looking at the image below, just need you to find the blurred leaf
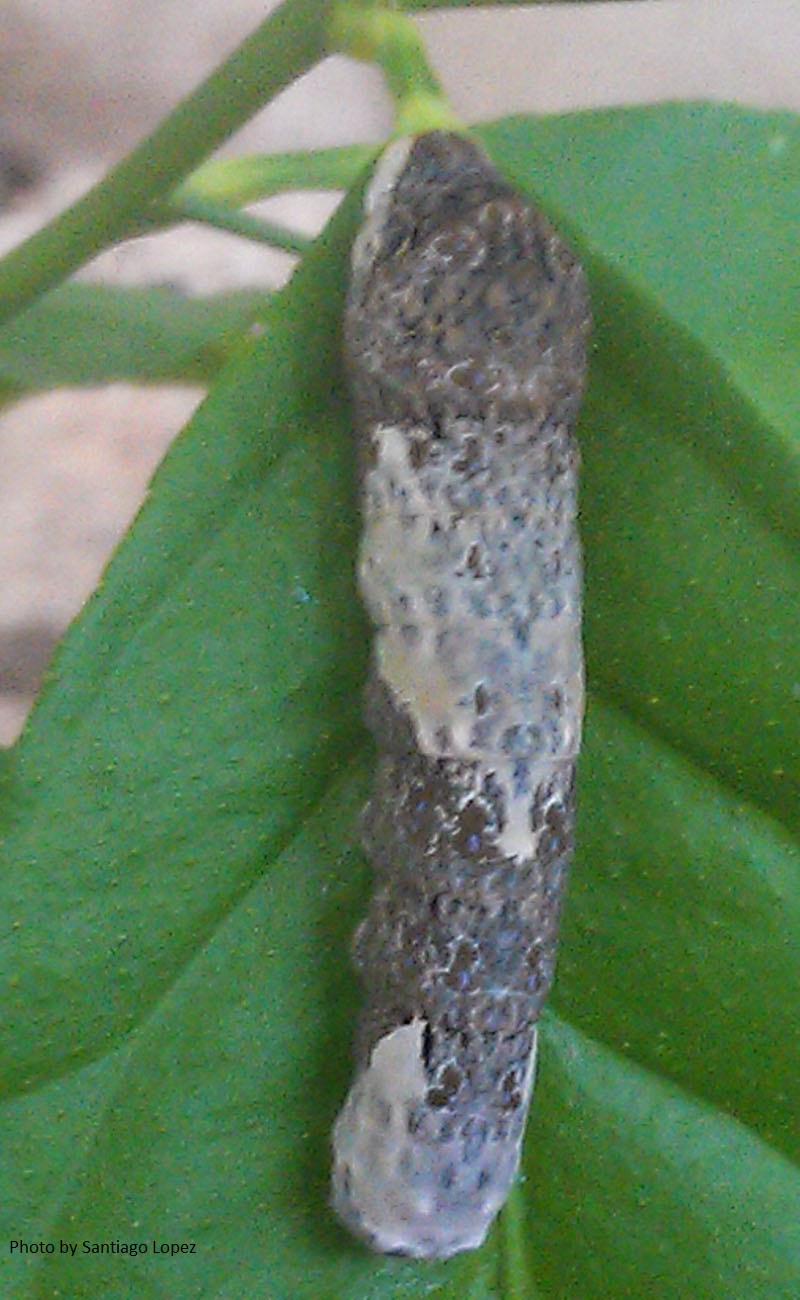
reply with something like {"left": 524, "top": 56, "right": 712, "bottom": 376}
{"left": 0, "top": 103, "right": 798, "bottom": 1297}
{"left": 0, "top": 284, "right": 268, "bottom": 392}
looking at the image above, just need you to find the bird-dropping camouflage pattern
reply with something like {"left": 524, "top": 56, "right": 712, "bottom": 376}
{"left": 331, "top": 131, "right": 590, "bottom": 1260}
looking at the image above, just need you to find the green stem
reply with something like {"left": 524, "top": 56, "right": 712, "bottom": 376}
{"left": 0, "top": 0, "right": 330, "bottom": 328}
{"left": 146, "top": 195, "right": 312, "bottom": 257}
{"left": 175, "top": 143, "right": 376, "bottom": 209}
{"left": 330, "top": 3, "right": 462, "bottom": 135}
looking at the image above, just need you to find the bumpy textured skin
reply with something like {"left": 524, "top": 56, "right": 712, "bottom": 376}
{"left": 331, "top": 132, "right": 590, "bottom": 1260}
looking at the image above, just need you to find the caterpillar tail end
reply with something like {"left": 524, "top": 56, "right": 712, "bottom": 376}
{"left": 330, "top": 1019, "right": 537, "bottom": 1260}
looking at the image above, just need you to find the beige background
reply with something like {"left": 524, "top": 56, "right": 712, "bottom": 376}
{"left": 0, "top": 0, "right": 797, "bottom": 741}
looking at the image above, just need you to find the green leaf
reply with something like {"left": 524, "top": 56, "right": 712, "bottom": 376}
{"left": 558, "top": 697, "right": 800, "bottom": 1160}
{"left": 483, "top": 105, "right": 800, "bottom": 828}
{"left": 0, "top": 190, "right": 363, "bottom": 1101}
{"left": 520, "top": 1015, "right": 800, "bottom": 1300}
{"left": 1, "top": 102, "right": 799, "bottom": 1297}
{"left": 486, "top": 105, "right": 800, "bottom": 536}
{"left": 0, "top": 284, "right": 268, "bottom": 392}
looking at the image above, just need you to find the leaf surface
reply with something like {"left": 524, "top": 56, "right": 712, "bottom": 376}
{"left": 0, "top": 284, "right": 268, "bottom": 392}
{"left": 1, "top": 103, "right": 798, "bottom": 1298}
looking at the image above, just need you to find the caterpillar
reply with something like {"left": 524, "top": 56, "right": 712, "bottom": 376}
{"left": 331, "top": 131, "right": 590, "bottom": 1260}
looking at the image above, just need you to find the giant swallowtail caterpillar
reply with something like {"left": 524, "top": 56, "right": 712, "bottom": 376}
{"left": 331, "top": 131, "right": 590, "bottom": 1260}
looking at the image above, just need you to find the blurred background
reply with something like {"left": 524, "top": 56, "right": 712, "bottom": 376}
{"left": 0, "top": 0, "right": 797, "bottom": 743}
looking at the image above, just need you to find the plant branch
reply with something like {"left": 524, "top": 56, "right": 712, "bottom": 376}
{"left": 144, "top": 195, "right": 312, "bottom": 257}
{"left": 0, "top": 0, "right": 330, "bottom": 328}
{"left": 330, "top": 3, "right": 461, "bottom": 134}
{"left": 175, "top": 144, "right": 376, "bottom": 209}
